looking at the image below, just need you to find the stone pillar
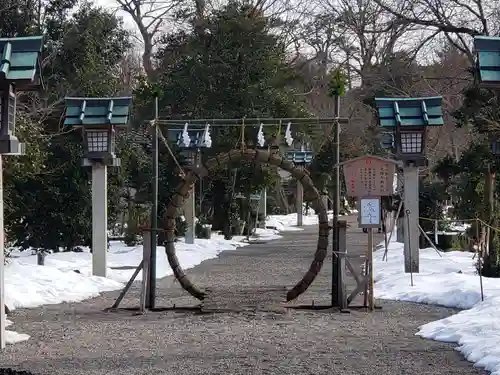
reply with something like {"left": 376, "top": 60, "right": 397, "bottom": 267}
{"left": 92, "top": 163, "right": 108, "bottom": 277}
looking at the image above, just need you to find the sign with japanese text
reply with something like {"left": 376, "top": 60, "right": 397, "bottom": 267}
{"left": 342, "top": 156, "right": 396, "bottom": 197}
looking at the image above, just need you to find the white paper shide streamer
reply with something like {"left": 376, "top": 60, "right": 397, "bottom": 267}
{"left": 181, "top": 123, "right": 191, "bottom": 148}
{"left": 202, "top": 124, "right": 212, "bottom": 148}
{"left": 285, "top": 122, "right": 293, "bottom": 147}
{"left": 257, "top": 123, "right": 265, "bottom": 147}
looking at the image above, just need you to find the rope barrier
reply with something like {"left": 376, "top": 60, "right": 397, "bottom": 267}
{"left": 476, "top": 218, "right": 500, "bottom": 233}
{"left": 417, "top": 216, "right": 500, "bottom": 233}
{"left": 418, "top": 217, "right": 477, "bottom": 222}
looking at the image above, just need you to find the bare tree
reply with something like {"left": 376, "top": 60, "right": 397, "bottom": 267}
{"left": 414, "top": 48, "right": 473, "bottom": 162}
{"left": 315, "top": 0, "right": 414, "bottom": 85}
{"left": 372, "top": 0, "right": 494, "bottom": 62}
{"left": 114, "top": 0, "right": 308, "bottom": 77}
{"left": 117, "top": 51, "right": 143, "bottom": 95}
{"left": 114, "top": 0, "right": 188, "bottom": 78}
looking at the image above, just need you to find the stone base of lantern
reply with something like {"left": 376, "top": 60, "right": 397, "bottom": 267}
{"left": 0, "top": 136, "right": 24, "bottom": 155}
{"left": 401, "top": 158, "right": 428, "bottom": 168}
{"left": 82, "top": 157, "right": 121, "bottom": 167}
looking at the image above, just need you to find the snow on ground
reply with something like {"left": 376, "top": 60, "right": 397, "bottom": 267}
{"left": 251, "top": 228, "right": 283, "bottom": 241}
{"left": 265, "top": 211, "right": 317, "bottom": 231}
{"left": 376, "top": 235, "right": 500, "bottom": 374}
{"left": 3, "top": 212, "right": 324, "bottom": 344}
{"left": 4, "top": 318, "right": 29, "bottom": 344}
{"left": 265, "top": 205, "right": 356, "bottom": 232}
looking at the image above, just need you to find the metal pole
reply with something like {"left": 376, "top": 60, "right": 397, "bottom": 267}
{"left": 0, "top": 156, "right": 5, "bottom": 349}
{"left": 406, "top": 209, "right": 414, "bottom": 286}
{"left": 403, "top": 167, "right": 419, "bottom": 273}
{"left": 147, "top": 96, "right": 159, "bottom": 309}
{"left": 331, "top": 94, "right": 341, "bottom": 306}
{"left": 92, "top": 163, "right": 108, "bottom": 277}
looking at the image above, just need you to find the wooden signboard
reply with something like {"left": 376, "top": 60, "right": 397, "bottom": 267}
{"left": 341, "top": 156, "right": 397, "bottom": 197}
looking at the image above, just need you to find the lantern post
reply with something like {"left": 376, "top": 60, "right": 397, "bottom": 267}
{"left": 375, "top": 97, "right": 444, "bottom": 273}
{"left": 255, "top": 124, "right": 269, "bottom": 227}
{"left": 285, "top": 139, "right": 313, "bottom": 226}
{"left": 64, "top": 97, "right": 132, "bottom": 277}
{"left": 473, "top": 36, "right": 500, "bottom": 88}
{"left": 172, "top": 123, "right": 212, "bottom": 244}
{"left": 252, "top": 123, "right": 294, "bottom": 227}
{"left": 473, "top": 36, "right": 500, "bottom": 258}
{"left": 0, "top": 35, "right": 44, "bottom": 349}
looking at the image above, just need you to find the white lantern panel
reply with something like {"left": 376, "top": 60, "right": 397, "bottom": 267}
{"left": 8, "top": 89, "right": 15, "bottom": 135}
{"left": 87, "top": 129, "right": 109, "bottom": 152}
{"left": 400, "top": 131, "right": 422, "bottom": 154}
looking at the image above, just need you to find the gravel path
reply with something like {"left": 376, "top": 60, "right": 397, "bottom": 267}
{"left": 0, "top": 216, "right": 488, "bottom": 375}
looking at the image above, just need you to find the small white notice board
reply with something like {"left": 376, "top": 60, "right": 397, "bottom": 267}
{"left": 358, "top": 197, "right": 381, "bottom": 228}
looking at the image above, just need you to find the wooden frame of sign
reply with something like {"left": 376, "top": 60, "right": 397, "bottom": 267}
{"left": 334, "top": 155, "right": 400, "bottom": 311}
{"left": 357, "top": 197, "right": 381, "bottom": 229}
{"left": 338, "top": 155, "right": 399, "bottom": 198}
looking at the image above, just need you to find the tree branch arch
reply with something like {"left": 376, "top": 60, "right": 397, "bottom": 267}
{"left": 164, "top": 148, "right": 330, "bottom": 302}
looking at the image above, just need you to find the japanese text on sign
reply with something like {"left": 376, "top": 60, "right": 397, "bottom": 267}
{"left": 343, "top": 157, "right": 395, "bottom": 197}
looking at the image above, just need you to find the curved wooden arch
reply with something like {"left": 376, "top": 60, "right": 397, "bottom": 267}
{"left": 164, "top": 148, "right": 329, "bottom": 302}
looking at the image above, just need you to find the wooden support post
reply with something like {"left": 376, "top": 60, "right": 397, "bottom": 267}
{"left": 331, "top": 103, "right": 341, "bottom": 306}
{"left": 140, "top": 231, "right": 152, "bottom": 312}
{"left": 258, "top": 189, "right": 267, "bottom": 228}
{"left": 110, "top": 260, "right": 143, "bottom": 310}
{"left": 396, "top": 169, "right": 404, "bottom": 243}
{"left": 434, "top": 219, "right": 438, "bottom": 245}
{"left": 383, "top": 198, "right": 403, "bottom": 262}
{"left": 419, "top": 224, "right": 442, "bottom": 257}
{"left": 184, "top": 188, "right": 195, "bottom": 244}
{"left": 363, "top": 259, "right": 368, "bottom": 308}
{"left": 403, "top": 166, "right": 419, "bottom": 273}
{"left": 485, "top": 164, "right": 495, "bottom": 256}
{"left": 367, "top": 227, "right": 374, "bottom": 311}
{"left": 476, "top": 219, "right": 480, "bottom": 257}
{"left": 296, "top": 178, "right": 303, "bottom": 226}
{"left": 336, "top": 220, "right": 347, "bottom": 309}
{"left": 0, "top": 155, "right": 5, "bottom": 349}
{"left": 147, "top": 97, "right": 159, "bottom": 310}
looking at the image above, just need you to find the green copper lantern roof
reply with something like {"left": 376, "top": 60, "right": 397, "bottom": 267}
{"left": 64, "top": 97, "right": 133, "bottom": 127}
{"left": 473, "top": 36, "right": 500, "bottom": 86}
{"left": 374, "top": 96, "right": 444, "bottom": 128}
{"left": 0, "top": 36, "right": 44, "bottom": 88}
